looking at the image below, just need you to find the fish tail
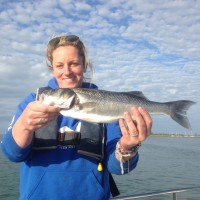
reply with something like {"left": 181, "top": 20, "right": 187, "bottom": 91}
{"left": 167, "top": 100, "right": 196, "bottom": 130}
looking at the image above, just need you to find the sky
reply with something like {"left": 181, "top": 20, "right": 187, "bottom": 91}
{"left": 0, "top": 0, "right": 199, "bottom": 135}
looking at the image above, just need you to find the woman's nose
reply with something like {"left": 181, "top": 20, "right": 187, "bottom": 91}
{"left": 63, "top": 65, "right": 71, "bottom": 75}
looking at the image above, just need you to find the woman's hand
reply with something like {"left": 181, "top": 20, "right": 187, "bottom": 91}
{"left": 19, "top": 101, "right": 61, "bottom": 132}
{"left": 12, "top": 101, "right": 60, "bottom": 147}
{"left": 119, "top": 107, "right": 152, "bottom": 151}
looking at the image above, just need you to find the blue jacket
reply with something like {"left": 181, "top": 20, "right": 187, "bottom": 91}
{"left": 1, "top": 78, "right": 139, "bottom": 200}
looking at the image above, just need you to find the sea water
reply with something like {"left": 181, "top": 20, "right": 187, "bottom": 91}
{"left": 0, "top": 135, "right": 200, "bottom": 200}
{"left": 113, "top": 136, "right": 200, "bottom": 200}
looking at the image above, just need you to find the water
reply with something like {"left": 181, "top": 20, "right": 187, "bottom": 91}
{"left": 0, "top": 135, "right": 200, "bottom": 200}
{"left": 113, "top": 136, "right": 200, "bottom": 200}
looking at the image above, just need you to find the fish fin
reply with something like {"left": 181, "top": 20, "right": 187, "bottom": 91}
{"left": 76, "top": 102, "right": 97, "bottom": 112}
{"left": 127, "top": 91, "right": 150, "bottom": 100}
{"left": 168, "top": 100, "right": 196, "bottom": 130}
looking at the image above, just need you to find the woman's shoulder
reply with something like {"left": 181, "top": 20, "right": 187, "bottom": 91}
{"left": 17, "top": 92, "right": 36, "bottom": 109}
{"left": 23, "top": 92, "right": 36, "bottom": 102}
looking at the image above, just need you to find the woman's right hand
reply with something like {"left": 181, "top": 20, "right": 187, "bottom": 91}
{"left": 19, "top": 101, "right": 61, "bottom": 132}
{"left": 12, "top": 101, "right": 60, "bottom": 147}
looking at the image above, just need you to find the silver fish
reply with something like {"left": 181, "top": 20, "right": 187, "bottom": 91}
{"left": 39, "top": 88, "right": 196, "bottom": 130}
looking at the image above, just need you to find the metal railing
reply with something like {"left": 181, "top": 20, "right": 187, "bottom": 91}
{"left": 111, "top": 186, "right": 200, "bottom": 200}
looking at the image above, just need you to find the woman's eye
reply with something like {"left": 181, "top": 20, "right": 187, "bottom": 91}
{"left": 55, "top": 65, "right": 63, "bottom": 69}
{"left": 71, "top": 62, "right": 79, "bottom": 67}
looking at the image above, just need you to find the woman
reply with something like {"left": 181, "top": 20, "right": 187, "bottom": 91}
{"left": 1, "top": 35, "right": 152, "bottom": 200}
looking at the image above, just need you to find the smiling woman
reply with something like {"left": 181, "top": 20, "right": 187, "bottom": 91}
{"left": 1, "top": 34, "right": 152, "bottom": 200}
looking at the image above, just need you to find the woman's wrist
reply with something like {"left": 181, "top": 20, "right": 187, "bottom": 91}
{"left": 116, "top": 141, "right": 140, "bottom": 157}
{"left": 12, "top": 118, "right": 34, "bottom": 148}
{"left": 119, "top": 140, "right": 140, "bottom": 152}
{"left": 115, "top": 141, "right": 140, "bottom": 174}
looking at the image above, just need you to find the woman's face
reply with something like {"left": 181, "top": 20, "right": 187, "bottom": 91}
{"left": 51, "top": 46, "right": 84, "bottom": 88}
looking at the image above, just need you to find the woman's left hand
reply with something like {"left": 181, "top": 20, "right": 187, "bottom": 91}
{"left": 119, "top": 107, "right": 152, "bottom": 151}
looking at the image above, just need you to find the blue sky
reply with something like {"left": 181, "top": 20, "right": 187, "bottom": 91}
{"left": 0, "top": 0, "right": 199, "bottom": 134}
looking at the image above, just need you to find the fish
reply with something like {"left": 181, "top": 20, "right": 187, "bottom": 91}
{"left": 38, "top": 87, "right": 196, "bottom": 130}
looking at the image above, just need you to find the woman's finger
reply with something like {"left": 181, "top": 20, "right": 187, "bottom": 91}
{"left": 123, "top": 111, "right": 138, "bottom": 137}
{"left": 131, "top": 107, "right": 146, "bottom": 136}
{"left": 138, "top": 107, "right": 152, "bottom": 136}
{"left": 119, "top": 118, "right": 129, "bottom": 137}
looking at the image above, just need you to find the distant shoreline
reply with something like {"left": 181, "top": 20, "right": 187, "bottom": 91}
{"left": 150, "top": 133, "right": 200, "bottom": 138}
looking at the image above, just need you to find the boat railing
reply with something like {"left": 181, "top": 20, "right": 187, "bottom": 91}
{"left": 111, "top": 186, "right": 200, "bottom": 200}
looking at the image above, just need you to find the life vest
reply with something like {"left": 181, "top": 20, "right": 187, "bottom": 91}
{"left": 33, "top": 119, "right": 105, "bottom": 162}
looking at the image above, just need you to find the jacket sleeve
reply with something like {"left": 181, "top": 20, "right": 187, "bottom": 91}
{"left": 105, "top": 122, "right": 139, "bottom": 175}
{"left": 1, "top": 93, "right": 36, "bottom": 162}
